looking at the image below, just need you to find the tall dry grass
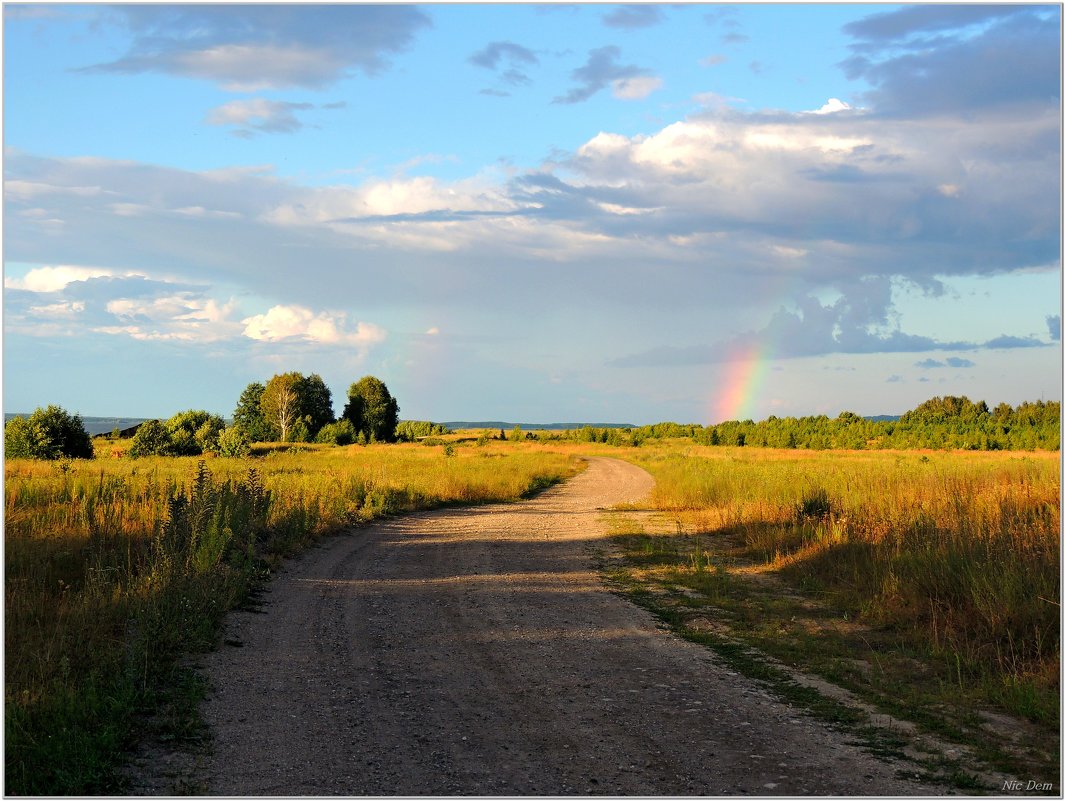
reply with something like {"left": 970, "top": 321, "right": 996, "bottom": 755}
{"left": 626, "top": 444, "right": 1060, "bottom": 719}
{"left": 5, "top": 442, "right": 579, "bottom": 794}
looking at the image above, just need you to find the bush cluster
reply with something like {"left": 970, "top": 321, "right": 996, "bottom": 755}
{"left": 128, "top": 411, "right": 245, "bottom": 458}
{"left": 5, "top": 406, "right": 93, "bottom": 460}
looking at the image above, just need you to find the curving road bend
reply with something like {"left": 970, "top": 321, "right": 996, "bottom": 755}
{"left": 178, "top": 457, "right": 932, "bottom": 795}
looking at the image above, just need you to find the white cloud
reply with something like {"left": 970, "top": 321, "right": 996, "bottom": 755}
{"left": 205, "top": 98, "right": 313, "bottom": 135}
{"left": 425, "top": 326, "right": 440, "bottom": 336}
{"left": 5, "top": 265, "right": 129, "bottom": 292}
{"left": 772, "top": 245, "right": 809, "bottom": 259}
{"left": 5, "top": 180, "right": 109, "bottom": 200}
{"left": 611, "top": 76, "right": 663, "bottom": 100}
{"left": 174, "top": 206, "right": 243, "bottom": 219}
{"left": 806, "top": 98, "right": 853, "bottom": 114}
{"left": 109, "top": 202, "right": 151, "bottom": 217}
{"left": 27, "top": 300, "right": 85, "bottom": 319}
{"left": 104, "top": 293, "right": 244, "bottom": 343}
{"left": 93, "top": 324, "right": 201, "bottom": 342}
{"left": 241, "top": 304, "right": 386, "bottom": 348}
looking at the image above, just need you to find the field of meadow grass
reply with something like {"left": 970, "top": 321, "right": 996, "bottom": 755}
{"left": 6, "top": 430, "right": 1060, "bottom": 792}
{"left": 589, "top": 441, "right": 1059, "bottom": 784}
{"left": 5, "top": 440, "right": 580, "bottom": 794}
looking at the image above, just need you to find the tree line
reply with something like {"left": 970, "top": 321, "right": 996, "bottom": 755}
{"left": 6, "top": 393, "right": 1059, "bottom": 460}
{"left": 544, "top": 396, "right": 1059, "bottom": 451}
{"left": 5, "top": 375, "right": 411, "bottom": 459}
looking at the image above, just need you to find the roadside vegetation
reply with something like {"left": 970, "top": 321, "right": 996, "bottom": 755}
{"left": 5, "top": 441, "right": 579, "bottom": 794}
{"left": 597, "top": 443, "right": 1060, "bottom": 787}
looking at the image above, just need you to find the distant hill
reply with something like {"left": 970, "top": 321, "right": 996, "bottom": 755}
{"left": 443, "top": 421, "right": 635, "bottom": 431}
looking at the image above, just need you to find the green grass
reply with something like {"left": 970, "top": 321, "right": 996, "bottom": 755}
{"left": 5, "top": 441, "right": 580, "bottom": 794}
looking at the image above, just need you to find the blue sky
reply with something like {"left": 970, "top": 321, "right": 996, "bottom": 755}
{"left": 4, "top": 3, "right": 1061, "bottom": 424}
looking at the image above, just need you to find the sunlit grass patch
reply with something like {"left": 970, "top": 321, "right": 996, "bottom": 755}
{"left": 5, "top": 443, "right": 580, "bottom": 794}
{"left": 600, "top": 443, "right": 1059, "bottom": 787}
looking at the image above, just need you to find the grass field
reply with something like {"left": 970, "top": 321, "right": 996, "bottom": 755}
{"left": 4, "top": 441, "right": 580, "bottom": 794}
{"left": 588, "top": 441, "right": 1060, "bottom": 786}
{"left": 5, "top": 434, "right": 1060, "bottom": 792}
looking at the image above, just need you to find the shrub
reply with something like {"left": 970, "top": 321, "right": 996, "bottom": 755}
{"left": 4, "top": 406, "right": 93, "bottom": 460}
{"left": 315, "top": 419, "right": 357, "bottom": 446}
{"left": 395, "top": 420, "right": 449, "bottom": 442}
{"left": 164, "top": 410, "right": 225, "bottom": 456}
{"left": 216, "top": 425, "right": 251, "bottom": 457}
{"left": 128, "top": 420, "right": 172, "bottom": 458}
{"left": 289, "top": 419, "right": 312, "bottom": 443}
{"left": 195, "top": 420, "right": 223, "bottom": 454}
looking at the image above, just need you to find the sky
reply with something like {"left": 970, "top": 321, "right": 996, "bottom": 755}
{"left": 3, "top": 3, "right": 1061, "bottom": 425}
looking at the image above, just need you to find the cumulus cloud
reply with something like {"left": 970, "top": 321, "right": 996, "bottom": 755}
{"left": 553, "top": 46, "right": 655, "bottom": 104}
{"left": 5, "top": 0, "right": 1058, "bottom": 336}
{"left": 602, "top": 6, "right": 664, "bottom": 29}
{"left": 241, "top": 304, "right": 386, "bottom": 348}
{"left": 113, "top": 292, "right": 240, "bottom": 335}
{"left": 81, "top": 5, "right": 430, "bottom": 90}
{"left": 205, "top": 99, "right": 314, "bottom": 137}
{"left": 27, "top": 300, "right": 85, "bottom": 319}
{"left": 97, "top": 293, "right": 243, "bottom": 342}
{"left": 806, "top": 98, "right": 852, "bottom": 115}
{"left": 3, "top": 257, "right": 391, "bottom": 353}
{"left": 5, "top": 265, "right": 139, "bottom": 292}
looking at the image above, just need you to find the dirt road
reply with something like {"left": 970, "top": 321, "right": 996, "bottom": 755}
{"left": 158, "top": 456, "right": 936, "bottom": 795}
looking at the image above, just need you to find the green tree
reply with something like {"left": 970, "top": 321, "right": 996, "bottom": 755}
{"left": 261, "top": 373, "right": 302, "bottom": 442}
{"left": 343, "top": 376, "right": 399, "bottom": 442}
{"left": 298, "top": 374, "right": 334, "bottom": 438}
{"left": 4, "top": 405, "right": 94, "bottom": 460}
{"left": 234, "top": 382, "right": 275, "bottom": 441}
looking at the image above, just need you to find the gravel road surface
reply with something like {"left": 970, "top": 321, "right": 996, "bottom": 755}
{"left": 151, "top": 456, "right": 937, "bottom": 795}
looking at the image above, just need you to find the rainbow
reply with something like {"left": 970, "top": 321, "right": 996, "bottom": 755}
{"left": 712, "top": 340, "right": 773, "bottom": 423}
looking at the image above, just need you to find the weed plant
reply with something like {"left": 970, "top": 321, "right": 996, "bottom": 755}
{"left": 5, "top": 442, "right": 577, "bottom": 794}
{"left": 618, "top": 444, "right": 1060, "bottom": 722}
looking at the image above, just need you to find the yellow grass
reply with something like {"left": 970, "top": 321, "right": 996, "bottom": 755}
{"left": 5, "top": 441, "right": 580, "bottom": 794}
{"left": 610, "top": 442, "right": 1060, "bottom": 718}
